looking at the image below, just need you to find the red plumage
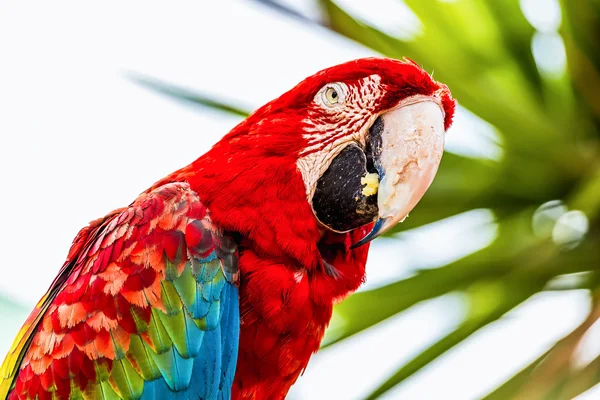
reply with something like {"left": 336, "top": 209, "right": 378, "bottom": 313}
{"left": 148, "top": 57, "right": 455, "bottom": 398}
{"left": 2, "top": 57, "right": 455, "bottom": 400}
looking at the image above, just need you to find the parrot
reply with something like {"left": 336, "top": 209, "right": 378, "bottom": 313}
{"left": 0, "top": 57, "right": 455, "bottom": 400}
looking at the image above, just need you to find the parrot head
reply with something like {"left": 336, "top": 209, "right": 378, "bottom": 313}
{"left": 178, "top": 57, "right": 455, "bottom": 266}
{"left": 224, "top": 57, "right": 453, "bottom": 241}
{"left": 296, "top": 57, "right": 455, "bottom": 246}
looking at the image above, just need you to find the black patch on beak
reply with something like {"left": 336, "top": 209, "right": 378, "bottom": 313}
{"left": 312, "top": 140, "right": 379, "bottom": 232}
{"left": 366, "top": 116, "right": 384, "bottom": 175}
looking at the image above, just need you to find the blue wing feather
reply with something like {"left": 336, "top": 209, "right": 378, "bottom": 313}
{"left": 141, "top": 281, "right": 238, "bottom": 400}
{"left": 144, "top": 187, "right": 241, "bottom": 399}
{"left": 219, "top": 284, "right": 240, "bottom": 399}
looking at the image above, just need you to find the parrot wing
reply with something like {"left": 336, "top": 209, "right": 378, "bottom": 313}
{"left": 0, "top": 182, "right": 240, "bottom": 400}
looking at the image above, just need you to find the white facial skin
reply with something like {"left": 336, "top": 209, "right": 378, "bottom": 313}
{"left": 297, "top": 75, "right": 382, "bottom": 204}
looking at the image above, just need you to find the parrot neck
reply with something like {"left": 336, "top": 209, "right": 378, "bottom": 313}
{"left": 156, "top": 140, "right": 373, "bottom": 292}
{"left": 153, "top": 139, "right": 373, "bottom": 298}
{"left": 169, "top": 146, "right": 325, "bottom": 270}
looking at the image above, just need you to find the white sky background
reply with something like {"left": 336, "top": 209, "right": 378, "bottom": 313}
{"left": 0, "top": 0, "right": 598, "bottom": 398}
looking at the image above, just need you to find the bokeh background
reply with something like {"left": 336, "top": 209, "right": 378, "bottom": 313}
{"left": 1, "top": 0, "right": 599, "bottom": 399}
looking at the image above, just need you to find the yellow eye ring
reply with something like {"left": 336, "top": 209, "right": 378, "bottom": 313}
{"left": 318, "top": 82, "right": 345, "bottom": 108}
{"left": 325, "top": 87, "right": 339, "bottom": 104}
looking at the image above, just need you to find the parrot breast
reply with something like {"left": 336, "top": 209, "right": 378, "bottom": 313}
{"left": 231, "top": 225, "right": 373, "bottom": 399}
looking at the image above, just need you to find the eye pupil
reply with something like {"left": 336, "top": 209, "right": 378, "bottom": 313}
{"left": 331, "top": 90, "right": 338, "bottom": 99}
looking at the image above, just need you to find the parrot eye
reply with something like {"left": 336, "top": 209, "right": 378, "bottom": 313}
{"left": 325, "top": 87, "right": 339, "bottom": 104}
{"left": 319, "top": 82, "right": 346, "bottom": 108}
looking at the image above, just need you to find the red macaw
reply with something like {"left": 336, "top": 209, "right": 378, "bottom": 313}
{"left": 0, "top": 57, "right": 455, "bottom": 400}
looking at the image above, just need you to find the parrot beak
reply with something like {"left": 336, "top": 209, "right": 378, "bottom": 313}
{"left": 352, "top": 97, "right": 446, "bottom": 248}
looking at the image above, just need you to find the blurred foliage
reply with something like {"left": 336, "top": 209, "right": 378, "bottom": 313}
{"left": 127, "top": 73, "right": 252, "bottom": 117}
{"left": 0, "top": 296, "right": 28, "bottom": 358}
{"left": 133, "top": 0, "right": 600, "bottom": 398}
